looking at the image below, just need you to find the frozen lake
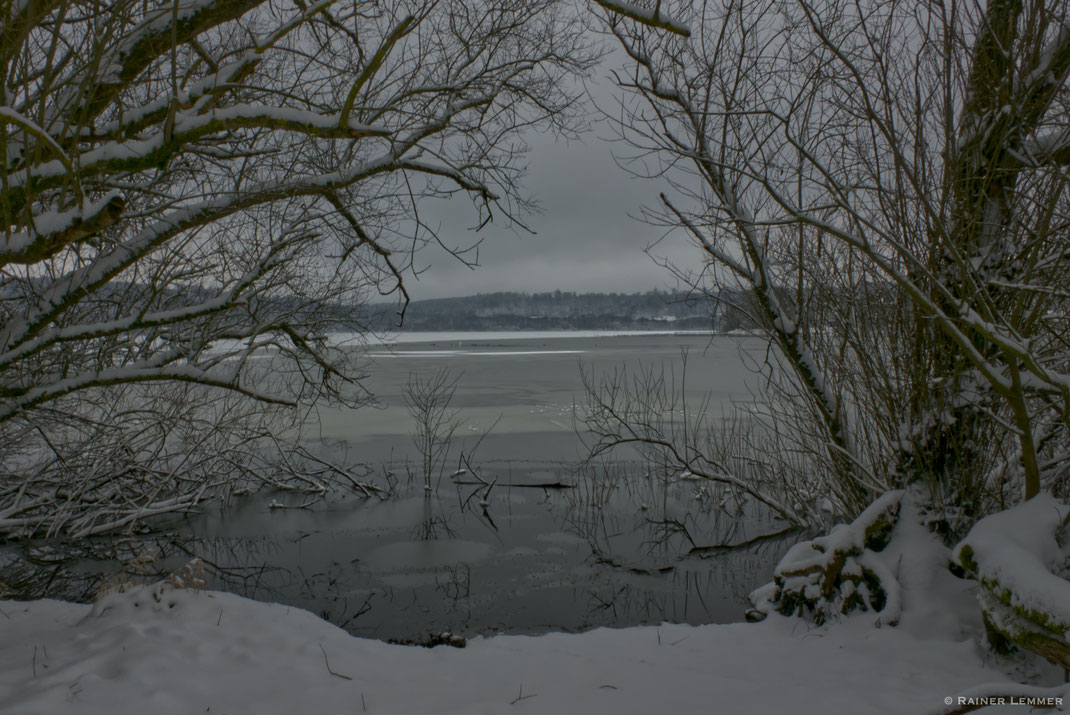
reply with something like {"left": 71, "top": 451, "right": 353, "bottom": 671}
{"left": 175, "top": 332, "right": 796, "bottom": 641}
{"left": 313, "top": 330, "right": 766, "bottom": 461}
{"left": 18, "top": 332, "right": 799, "bottom": 643}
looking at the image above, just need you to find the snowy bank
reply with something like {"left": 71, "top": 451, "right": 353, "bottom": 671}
{"left": 0, "top": 581, "right": 1049, "bottom": 715}
{"left": 3, "top": 495, "right": 1068, "bottom": 714}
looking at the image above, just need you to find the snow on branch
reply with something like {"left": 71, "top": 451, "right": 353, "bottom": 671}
{"left": 187, "top": 105, "right": 389, "bottom": 139}
{"left": 664, "top": 178, "right": 871, "bottom": 511}
{"left": 0, "top": 0, "right": 590, "bottom": 542}
{"left": 2, "top": 87, "right": 506, "bottom": 359}
{"left": 19, "top": 106, "right": 389, "bottom": 191}
{"left": 78, "top": 0, "right": 269, "bottom": 122}
{"left": 396, "top": 159, "right": 499, "bottom": 201}
{"left": 0, "top": 490, "right": 210, "bottom": 539}
{"left": 0, "top": 360, "right": 293, "bottom": 423}
{"left": 0, "top": 192, "right": 124, "bottom": 265}
{"left": 87, "top": 49, "right": 267, "bottom": 139}
{"left": 1016, "top": 126, "right": 1070, "bottom": 166}
{"left": 0, "top": 105, "right": 73, "bottom": 168}
{"left": 0, "top": 246, "right": 283, "bottom": 372}
{"left": 0, "top": 150, "right": 398, "bottom": 358}
{"left": 591, "top": 0, "right": 690, "bottom": 37}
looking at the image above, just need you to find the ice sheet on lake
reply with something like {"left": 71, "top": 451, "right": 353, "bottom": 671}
{"left": 345, "top": 329, "right": 715, "bottom": 346}
{"left": 205, "top": 330, "right": 716, "bottom": 356}
{"left": 367, "top": 349, "right": 586, "bottom": 357}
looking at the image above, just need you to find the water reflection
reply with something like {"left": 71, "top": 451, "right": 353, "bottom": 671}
{"left": 3, "top": 459, "right": 797, "bottom": 642}
{"left": 2, "top": 334, "right": 798, "bottom": 642}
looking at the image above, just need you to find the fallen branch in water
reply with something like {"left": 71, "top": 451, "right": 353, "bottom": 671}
{"left": 288, "top": 445, "right": 384, "bottom": 499}
{"left": 594, "top": 553, "right": 674, "bottom": 576}
{"left": 688, "top": 525, "right": 800, "bottom": 556}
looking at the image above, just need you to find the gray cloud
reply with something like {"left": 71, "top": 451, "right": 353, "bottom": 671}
{"left": 403, "top": 73, "right": 700, "bottom": 300}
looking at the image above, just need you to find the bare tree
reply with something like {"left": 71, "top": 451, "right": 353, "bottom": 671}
{"left": 0, "top": 0, "right": 592, "bottom": 538}
{"left": 581, "top": 357, "right": 821, "bottom": 527}
{"left": 591, "top": 0, "right": 1070, "bottom": 526}
{"left": 404, "top": 367, "right": 463, "bottom": 492}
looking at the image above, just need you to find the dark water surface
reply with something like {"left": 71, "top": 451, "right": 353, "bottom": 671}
{"left": 178, "top": 466, "right": 793, "bottom": 641}
{"left": 13, "top": 332, "right": 799, "bottom": 642}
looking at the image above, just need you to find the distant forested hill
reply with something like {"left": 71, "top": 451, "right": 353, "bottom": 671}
{"left": 360, "top": 290, "right": 719, "bottom": 331}
{"left": 0, "top": 281, "right": 736, "bottom": 333}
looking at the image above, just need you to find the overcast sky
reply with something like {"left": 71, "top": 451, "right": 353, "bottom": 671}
{"left": 400, "top": 66, "right": 699, "bottom": 301}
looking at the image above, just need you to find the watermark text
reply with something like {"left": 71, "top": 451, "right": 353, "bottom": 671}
{"left": 944, "top": 695, "right": 1064, "bottom": 707}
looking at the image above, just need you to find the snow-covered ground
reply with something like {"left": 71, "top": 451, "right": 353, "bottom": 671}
{"left": 0, "top": 585, "right": 1024, "bottom": 715}
{"left": 2, "top": 506, "right": 1065, "bottom": 715}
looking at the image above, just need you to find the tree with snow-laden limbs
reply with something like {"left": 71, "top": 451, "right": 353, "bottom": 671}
{"left": 0, "top": 0, "right": 591, "bottom": 539}
{"left": 589, "top": 0, "right": 1070, "bottom": 683}
{"left": 590, "top": 0, "right": 1070, "bottom": 528}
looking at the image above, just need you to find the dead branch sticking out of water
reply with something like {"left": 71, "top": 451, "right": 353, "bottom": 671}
{"left": 687, "top": 525, "right": 800, "bottom": 556}
{"left": 287, "top": 445, "right": 384, "bottom": 499}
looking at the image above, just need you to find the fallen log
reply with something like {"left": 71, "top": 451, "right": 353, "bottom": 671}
{"left": 748, "top": 490, "right": 903, "bottom": 625}
{"left": 952, "top": 494, "right": 1070, "bottom": 669}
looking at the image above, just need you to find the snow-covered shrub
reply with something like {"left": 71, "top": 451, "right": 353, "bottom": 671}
{"left": 749, "top": 491, "right": 903, "bottom": 625}
{"left": 97, "top": 554, "right": 207, "bottom": 600}
{"left": 596, "top": 0, "right": 1070, "bottom": 543}
{"left": 0, "top": 0, "right": 590, "bottom": 542}
{"left": 87, "top": 579, "right": 200, "bottom": 621}
{"left": 953, "top": 494, "right": 1070, "bottom": 669}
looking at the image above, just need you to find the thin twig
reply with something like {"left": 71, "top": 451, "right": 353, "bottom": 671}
{"left": 319, "top": 643, "right": 353, "bottom": 680}
{"left": 510, "top": 683, "right": 536, "bottom": 705}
